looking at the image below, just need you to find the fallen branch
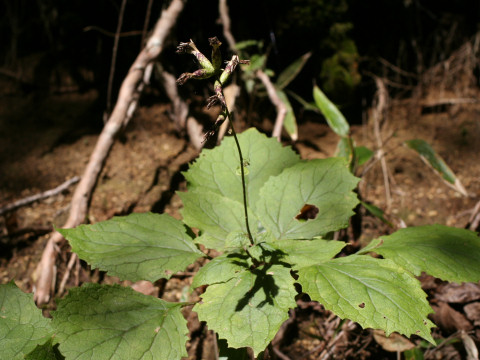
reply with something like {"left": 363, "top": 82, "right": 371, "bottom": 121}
{"left": 34, "top": 0, "right": 186, "bottom": 305}
{"left": 0, "top": 176, "right": 80, "bottom": 216}
{"left": 256, "top": 69, "right": 287, "bottom": 141}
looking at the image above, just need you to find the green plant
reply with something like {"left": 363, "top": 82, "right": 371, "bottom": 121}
{"left": 2, "top": 38, "right": 480, "bottom": 360}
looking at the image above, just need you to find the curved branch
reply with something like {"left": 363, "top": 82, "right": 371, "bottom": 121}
{"left": 34, "top": 0, "right": 187, "bottom": 305}
{"left": 256, "top": 69, "right": 287, "bottom": 141}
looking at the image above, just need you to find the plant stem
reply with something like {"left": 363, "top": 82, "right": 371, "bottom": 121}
{"left": 221, "top": 97, "right": 254, "bottom": 246}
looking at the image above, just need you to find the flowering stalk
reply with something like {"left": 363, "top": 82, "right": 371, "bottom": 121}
{"left": 176, "top": 37, "right": 254, "bottom": 245}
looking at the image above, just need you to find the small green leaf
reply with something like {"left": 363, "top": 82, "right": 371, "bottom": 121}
{"left": 287, "top": 90, "right": 320, "bottom": 112}
{"left": 184, "top": 128, "right": 300, "bottom": 212}
{"left": 272, "top": 239, "right": 346, "bottom": 269}
{"left": 179, "top": 190, "right": 257, "bottom": 251}
{"left": 405, "top": 139, "right": 468, "bottom": 196}
{"left": 361, "top": 201, "right": 393, "bottom": 227}
{"left": 313, "top": 85, "right": 350, "bottom": 137}
{"left": 53, "top": 283, "right": 188, "bottom": 360}
{"left": 256, "top": 158, "right": 359, "bottom": 240}
{"left": 355, "top": 146, "right": 374, "bottom": 166}
{"left": 403, "top": 347, "right": 425, "bottom": 360}
{"left": 405, "top": 139, "right": 455, "bottom": 183}
{"left": 275, "top": 52, "right": 311, "bottom": 90}
{"left": 247, "top": 54, "right": 267, "bottom": 72}
{"left": 0, "top": 282, "right": 53, "bottom": 360}
{"left": 276, "top": 89, "right": 298, "bottom": 141}
{"left": 235, "top": 39, "right": 261, "bottom": 51}
{"left": 359, "top": 225, "right": 480, "bottom": 283}
{"left": 194, "top": 265, "right": 297, "bottom": 356}
{"left": 58, "top": 212, "right": 203, "bottom": 282}
{"left": 298, "top": 256, "right": 435, "bottom": 344}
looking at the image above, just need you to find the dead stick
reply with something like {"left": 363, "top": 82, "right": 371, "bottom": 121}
{"left": 372, "top": 76, "right": 392, "bottom": 209}
{"left": 256, "top": 69, "right": 287, "bottom": 141}
{"left": 0, "top": 176, "right": 80, "bottom": 216}
{"left": 218, "top": 0, "right": 236, "bottom": 51}
{"left": 58, "top": 253, "right": 78, "bottom": 296}
{"left": 34, "top": 0, "right": 186, "bottom": 305}
{"left": 156, "top": 63, "right": 189, "bottom": 131}
{"left": 468, "top": 200, "right": 480, "bottom": 231}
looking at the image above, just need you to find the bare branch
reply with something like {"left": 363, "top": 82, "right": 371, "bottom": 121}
{"left": 218, "top": 0, "right": 236, "bottom": 51}
{"left": 0, "top": 176, "right": 80, "bottom": 216}
{"left": 34, "top": 0, "right": 186, "bottom": 305}
{"left": 256, "top": 69, "right": 287, "bottom": 141}
{"left": 372, "top": 76, "right": 392, "bottom": 209}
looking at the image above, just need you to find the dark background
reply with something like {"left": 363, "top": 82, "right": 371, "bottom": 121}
{"left": 1, "top": 0, "right": 479, "bottom": 122}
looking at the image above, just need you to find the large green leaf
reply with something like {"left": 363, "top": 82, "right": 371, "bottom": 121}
{"left": 0, "top": 282, "right": 53, "bottom": 360}
{"left": 58, "top": 212, "right": 203, "bottom": 282}
{"left": 298, "top": 256, "right": 435, "bottom": 344}
{"left": 53, "top": 283, "right": 188, "bottom": 360}
{"left": 275, "top": 52, "right": 311, "bottom": 90}
{"left": 194, "top": 264, "right": 297, "bottom": 356}
{"left": 256, "top": 158, "right": 359, "bottom": 240}
{"left": 183, "top": 128, "right": 300, "bottom": 211}
{"left": 359, "top": 225, "right": 480, "bottom": 283}
{"left": 272, "top": 239, "right": 346, "bottom": 269}
{"left": 313, "top": 85, "right": 350, "bottom": 137}
{"left": 276, "top": 89, "right": 298, "bottom": 141}
{"left": 179, "top": 190, "right": 257, "bottom": 251}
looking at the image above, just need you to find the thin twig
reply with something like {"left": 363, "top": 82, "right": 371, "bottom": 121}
{"left": 218, "top": 0, "right": 236, "bottom": 51}
{"left": 156, "top": 63, "right": 189, "bottom": 131}
{"left": 83, "top": 26, "right": 143, "bottom": 38}
{"left": 141, "top": 0, "right": 154, "bottom": 48}
{"left": 256, "top": 69, "right": 287, "bottom": 141}
{"left": 58, "top": 253, "right": 78, "bottom": 296}
{"left": 106, "top": 0, "right": 127, "bottom": 115}
{"left": 372, "top": 76, "right": 392, "bottom": 209}
{"left": 468, "top": 200, "right": 480, "bottom": 231}
{"left": 0, "top": 176, "right": 80, "bottom": 216}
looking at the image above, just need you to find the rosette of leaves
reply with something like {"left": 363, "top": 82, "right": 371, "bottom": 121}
{"left": 3, "top": 128, "right": 480, "bottom": 359}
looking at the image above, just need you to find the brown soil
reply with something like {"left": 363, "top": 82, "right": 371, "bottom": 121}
{"left": 1, "top": 81, "right": 479, "bottom": 359}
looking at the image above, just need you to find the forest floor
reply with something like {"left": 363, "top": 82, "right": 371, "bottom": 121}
{"left": 1, "top": 82, "right": 480, "bottom": 359}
